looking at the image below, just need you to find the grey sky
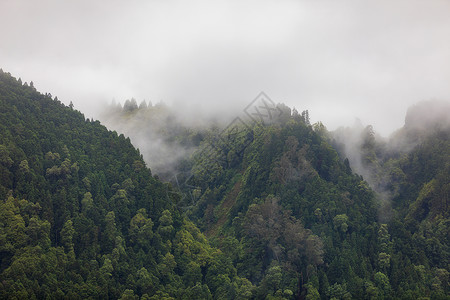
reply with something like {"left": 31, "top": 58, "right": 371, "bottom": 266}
{"left": 1, "top": 0, "right": 449, "bottom": 136}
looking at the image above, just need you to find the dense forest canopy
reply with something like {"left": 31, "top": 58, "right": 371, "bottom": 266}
{"left": 0, "top": 70, "right": 251, "bottom": 299}
{"left": 0, "top": 69, "right": 449, "bottom": 299}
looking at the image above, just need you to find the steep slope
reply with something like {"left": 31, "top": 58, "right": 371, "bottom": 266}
{"left": 171, "top": 102, "right": 449, "bottom": 298}
{"left": 0, "top": 70, "right": 249, "bottom": 299}
{"left": 172, "top": 112, "right": 384, "bottom": 299}
{"left": 330, "top": 100, "right": 450, "bottom": 299}
{"left": 377, "top": 103, "right": 449, "bottom": 298}
{"left": 98, "top": 98, "right": 449, "bottom": 299}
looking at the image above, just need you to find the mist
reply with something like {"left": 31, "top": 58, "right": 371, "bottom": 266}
{"left": 331, "top": 100, "right": 450, "bottom": 222}
{"left": 1, "top": 0, "right": 450, "bottom": 137}
{"left": 98, "top": 98, "right": 244, "bottom": 180}
{"left": 2, "top": 0, "right": 450, "bottom": 204}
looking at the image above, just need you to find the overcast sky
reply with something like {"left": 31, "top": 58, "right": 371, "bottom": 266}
{"left": 1, "top": 0, "right": 449, "bottom": 136}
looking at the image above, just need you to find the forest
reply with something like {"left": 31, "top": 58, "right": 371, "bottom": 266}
{"left": 0, "top": 69, "right": 448, "bottom": 299}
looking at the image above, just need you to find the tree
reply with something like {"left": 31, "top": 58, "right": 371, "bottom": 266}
{"left": 301, "top": 110, "right": 310, "bottom": 125}
{"left": 243, "top": 196, "right": 284, "bottom": 261}
{"left": 139, "top": 100, "right": 148, "bottom": 109}
{"left": 60, "top": 219, "right": 75, "bottom": 252}
{"left": 123, "top": 98, "right": 138, "bottom": 112}
{"left": 333, "top": 214, "right": 349, "bottom": 233}
{"left": 378, "top": 253, "right": 390, "bottom": 273}
{"left": 158, "top": 210, "right": 174, "bottom": 239}
{"left": 257, "top": 262, "right": 283, "bottom": 297}
{"left": 119, "top": 289, "right": 138, "bottom": 300}
{"left": 129, "top": 209, "right": 153, "bottom": 249}
{"left": 104, "top": 211, "right": 118, "bottom": 251}
{"left": 305, "top": 283, "right": 320, "bottom": 300}
{"left": 374, "top": 272, "right": 391, "bottom": 297}
{"left": 81, "top": 192, "right": 94, "bottom": 213}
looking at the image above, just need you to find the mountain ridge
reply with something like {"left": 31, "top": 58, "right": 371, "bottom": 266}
{"left": 1, "top": 69, "right": 448, "bottom": 299}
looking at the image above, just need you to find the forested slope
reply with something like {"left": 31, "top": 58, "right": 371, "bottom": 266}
{"left": 99, "top": 97, "right": 449, "bottom": 299}
{"left": 0, "top": 70, "right": 250, "bottom": 299}
{"left": 175, "top": 111, "right": 385, "bottom": 299}
{"left": 331, "top": 101, "right": 450, "bottom": 299}
{"left": 1, "top": 69, "right": 448, "bottom": 299}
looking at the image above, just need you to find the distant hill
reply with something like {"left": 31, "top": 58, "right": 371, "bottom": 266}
{"left": 404, "top": 100, "right": 450, "bottom": 132}
{"left": 330, "top": 99, "right": 450, "bottom": 298}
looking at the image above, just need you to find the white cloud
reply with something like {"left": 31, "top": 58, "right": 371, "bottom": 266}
{"left": 1, "top": 0, "right": 449, "bottom": 135}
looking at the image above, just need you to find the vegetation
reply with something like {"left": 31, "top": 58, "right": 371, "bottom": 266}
{"left": 0, "top": 69, "right": 448, "bottom": 299}
{"left": 0, "top": 70, "right": 249, "bottom": 299}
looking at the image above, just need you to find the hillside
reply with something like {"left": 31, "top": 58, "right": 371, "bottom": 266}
{"left": 97, "top": 96, "right": 449, "bottom": 299}
{"left": 1, "top": 69, "right": 448, "bottom": 299}
{"left": 0, "top": 70, "right": 251, "bottom": 299}
{"left": 330, "top": 100, "right": 450, "bottom": 298}
{"left": 174, "top": 110, "right": 382, "bottom": 298}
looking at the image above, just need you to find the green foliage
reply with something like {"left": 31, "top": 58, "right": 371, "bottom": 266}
{"left": 333, "top": 214, "right": 349, "bottom": 233}
{"left": 1, "top": 69, "right": 447, "bottom": 299}
{"left": 0, "top": 70, "right": 248, "bottom": 299}
{"left": 173, "top": 98, "right": 449, "bottom": 299}
{"left": 173, "top": 112, "right": 383, "bottom": 298}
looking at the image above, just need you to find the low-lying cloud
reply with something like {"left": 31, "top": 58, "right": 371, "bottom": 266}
{"left": 1, "top": 0, "right": 450, "bottom": 136}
